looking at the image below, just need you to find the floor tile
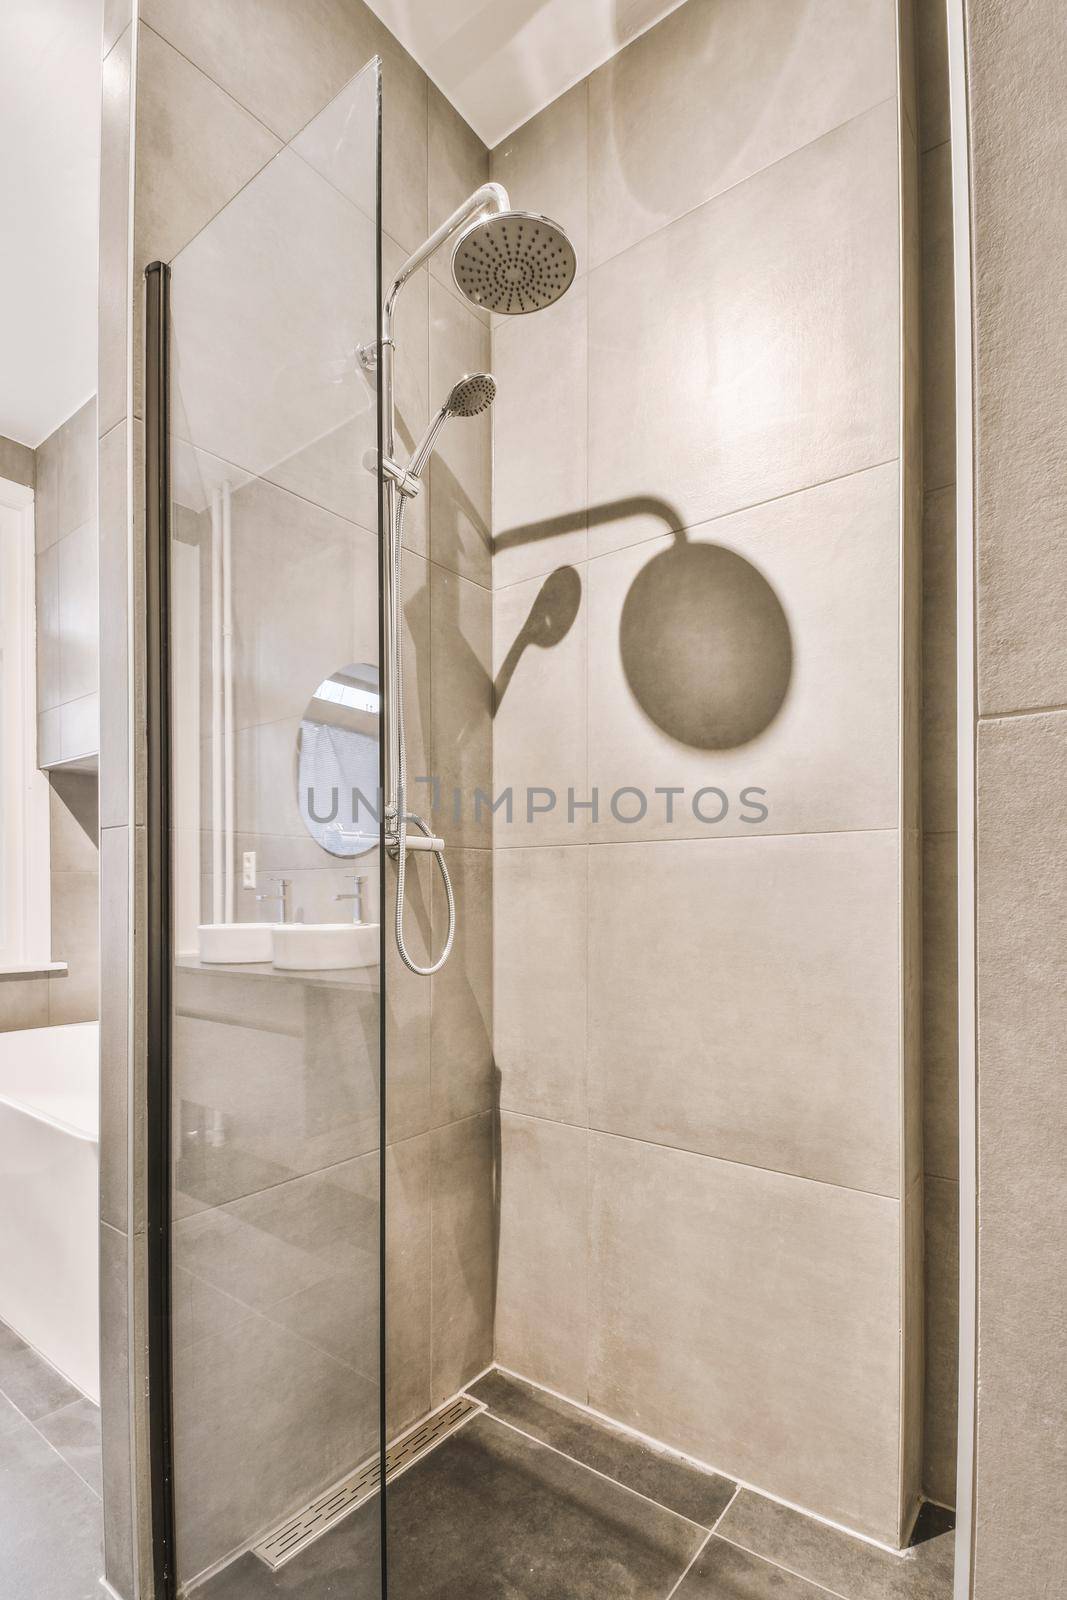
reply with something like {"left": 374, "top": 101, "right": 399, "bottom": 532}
{"left": 0, "top": 1394, "right": 102, "bottom": 1600}
{"left": 675, "top": 1536, "right": 830, "bottom": 1597}
{"left": 200, "top": 1500, "right": 380, "bottom": 1598}
{"left": 34, "top": 1397, "right": 103, "bottom": 1498}
{"left": 0, "top": 1319, "right": 82, "bottom": 1421}
{"left": 470, "top": 1369, "right": 736, "bottom": 1529}
{"left": 717, "top": 1490, "right": 955, "bottom": 1599}
{"left": 385, "top": 1412, "right": 705, "bottom": 1597}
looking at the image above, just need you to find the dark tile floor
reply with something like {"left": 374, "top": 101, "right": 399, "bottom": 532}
{"left": 203, "top": 1369, "right": 956, "bottom": 1600}
{"left": 0, "top": 1318, "right": 103, "bottom": 1600}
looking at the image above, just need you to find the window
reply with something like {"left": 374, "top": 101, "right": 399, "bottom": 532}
{"left": 0, "top": 475, "right": 50, "bottom": 969}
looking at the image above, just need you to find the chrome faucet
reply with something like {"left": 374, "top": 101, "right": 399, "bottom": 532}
{"left": 334, "top": 874, "right": 368, "bottom": 925}
{"left": 256, "top": 878, "right": 292, "bottom": 923}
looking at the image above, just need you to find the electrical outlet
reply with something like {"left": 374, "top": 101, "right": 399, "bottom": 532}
{"left": 242, "top": 851, "right": 257, "bottom": 890}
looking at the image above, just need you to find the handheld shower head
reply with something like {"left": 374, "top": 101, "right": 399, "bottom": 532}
{"left": 406, "top": 372, "right": 497, "bottom": 480}
{"left": 452, "top": 211, "right": 576, "bottom": 315}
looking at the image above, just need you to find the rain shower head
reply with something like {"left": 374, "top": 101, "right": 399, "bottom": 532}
{"left": 452, "top": 211, "right": 576, "bottom": 315}
{"left": 406, "top": 373, "right": 497, "bottom": 480}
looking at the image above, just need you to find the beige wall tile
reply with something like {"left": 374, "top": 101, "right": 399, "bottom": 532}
{"left": 430, "top": 848, "right": 492, "bottom": 1126}
{"left": 492, "top": 561, "right": 587, "bottom": 848}
{"left": 48, "top": 870, "right": 99, "bottom": 1024}
{"left": 98, "top": 420, "right": 130, "bottom": 830}
{"left": 99, "top": 826, "right": 129, "bottom": 1233}
{"left": 168, "top": 150, "right": 377, "bottom": 532}
{"left": 172, "top": 971, "right": 379, "bottom": 1212}
{"left": 922, "top": 486, "right": 958, "bottom": 834}
{"left": 99, "top": 28, "right": 132, "bottom": 438}
{"left": 57, "top": 398, "right": 98, "bottom": 537}
{"left": 491, "top": 79, "right": 588, "bottom": 281}
{"left": 429, "top": 562, "right": 492, "bottom": 847}
{"left": 588, "top": 1131, "right": 902, "bottom": 1543}
{"left": 57, "top": 520, "right": 100, "bottom": 703}
{"left": 587, "top": 104, "right": 899, "bottom": 551}
{"left": 431, "top": 1112, "right": 495, "bottom": 1405}
{"left": 34, "top": 432, "right": 59, "bottom": 548}
{"left": 915, "top": 0, "right": 950, "bottom": 152}
{"left": 585, "top": 464, "right": 901, "bottom": 843}
{"left": 0, "top": 976, "right": 50, "bottom": 1032}
{"left": 60, "top": 692, "right": 99, "bottom": 761}
{"left": 99, "top": 1221, "right": 134, "bottom": 1598}
{"left": 135, "top": 23, "right": 281, "bottom": 269}
{"left": 35, "top": 545, "right": 61, "bottom": 712}
{"left": 923, "top": 832, "right": 958, "bottom": 1182}
{"left": 974, "top": 709, "right": 1067, "bottom": 1595}
{"left": 497, "top": 1113, "right": 588, "bottom": 1398}
{"left": 0, "top": 433, "right": 35, "bottom": 490}
{"left": 493, "top": 846, "right": 587, "bottom": 1126}
{"left": 428, "top": 280, "right": 492, "bottom": 584}
{"left": 588, "top": 832, "right": 902, "bottom": 1195}
{"left": 427, "top": 83, "right": 490, "bottom": 313}
{"left": 924, "top": 1174, "right": 959, "bottom": 1507}
{"left": 587, "top": 0, "right": 897, "bottom": 266}
{"left": 386, "top": 1133, "right": 431, "bottom": 1435}
{"left": 492, "top": 279, "right": 588, "bottom": 589}
{"left": 921, "top": 142, "right": 956, "bottom": 494}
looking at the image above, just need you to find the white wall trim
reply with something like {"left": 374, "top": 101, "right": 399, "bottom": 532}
{"left": 947, "top": 0, "right": 977, "bottom": 1594}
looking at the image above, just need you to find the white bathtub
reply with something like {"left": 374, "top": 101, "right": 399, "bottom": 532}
{"left": 0, "top": 1021, "right": 100, "bottom": 1403}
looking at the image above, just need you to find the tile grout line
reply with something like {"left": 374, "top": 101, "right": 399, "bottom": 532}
{"left": 479, "top": 1410, "right": 714, "bottom": 1533}
{"left": 662, "top": 1483, "right": 742, "bottom": 1599}
{"left": 713, "top": 1530, "right": 853, "bottom": 1600}
{"left": 0, "top": 1378, "right": 103, "bottom": 1503}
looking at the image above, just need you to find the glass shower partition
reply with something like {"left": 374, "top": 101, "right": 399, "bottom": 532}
{"left": 153, "top": 55, "right": 386, "bottom": 1598}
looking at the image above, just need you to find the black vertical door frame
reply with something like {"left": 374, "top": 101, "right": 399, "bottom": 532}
{"left": 144, "top": 259, "right": 178, "bottom": 1599}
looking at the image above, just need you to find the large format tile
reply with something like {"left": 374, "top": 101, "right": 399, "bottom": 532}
{"left": 922, "top": 832, "right": 958, "bottom": 1181}
{"left": 588, "top": 832, "right": 902, "bottom": 1195}
{"left": 172, "top": 971, "right": 379, "bottom": 1211}
{"left": 427, "top": 83, "right": 489, "bottom": 312}
{"left": 430, "top": 847, "right": 492, "bottom": 1126}
{"left": 430, "top": 1112, "right": 495, "bottom": 1406}
{"left": 0, "top": 1319, "right": 82, "bottom": 1421}
{"left": 588, "top": 103, "right": 899, "bottom": 550}
{"left": 921, "top": 143, "right": 955, "bottom": 494}
{"left": 200, "top": 1499, "right": 380, "bottom": 1598}
{"left": 585, "top": 463, "right": 901, "bottom": 842}
{"left": 491, "top": 79, "right": 589, "bottom": 285}
{"left": 169, "top": 147, "right": 378, "bottom": 530}
{"left": 35, "top": 1399, "right": 103, "bottom": 1498}
{"left": 493, "top": 846, "right": 587, "bottom": 1124}
{"left": 923, "top": 1176, "right": 959, "bottom": 1509}
{"left": 428, "top": 280, "right": 492, "bottom": 585}
{"left": 922, "top": 487, "right": 957, "bottom": 834}
{"left": 492, "top": 278, "right": 588, "bottom": 588}
{"left": 385, "top": 1133, "right": 431, "bottom": 1437}
{"left": 676, "top": 1537, "right": 831, "bottom": 1599}
{"left": 471, "top": 1369, "right": 737, "bottom": 1530}
{"left": 57, "top": 521, "right": 99, "bottom": 703}
{"left": 429, "top": 562, "right": 492, "bottom": 847}
{"left": 135, "top": 23, "right": 281, "bottom": 268}
{"left": 916, "top": 0, "right": 950, "bottom": 151}
{"left": 492, "top": 562, "right": 588, "bottom": 848}
{"left": 588, "top": 0, "right": 897, "bottom": 265}
{"left": 974, "top": 710, "right": 1067, "bottom": 1590}
{"left": 588, "top": 1132, "right": 903, "bottom": 1543}
{"left": 496, "top": 1115, "right": 588, "bottom": 1398}
{"left": 99, "top": 28, "right": 132, "bottom": 436}
{"left": 718, "top": 1489, "right": 955, "bottom": 1598}
{"left": 99, "top": 1222, "right": 134, "bottom": 1599}
{"left": 57, "top": 399, "right": 98, "bottom": 537}
{"left": 0, "top": 1393, "right": 102, "bottom": 1600}
{"left": 99, "top": 826, "right": 129, "bottom": 1230}
{"left": 386, "top": 1411, "right": 705, "bottom": 1598}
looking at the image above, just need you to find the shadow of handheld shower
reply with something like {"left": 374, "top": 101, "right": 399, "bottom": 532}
{"left": 493, "top": 496, "right": 793, "bottom": 750}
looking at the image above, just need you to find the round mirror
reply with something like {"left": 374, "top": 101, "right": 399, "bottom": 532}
{"left": 296, "top": 663, "right": 380, "bottom": 856}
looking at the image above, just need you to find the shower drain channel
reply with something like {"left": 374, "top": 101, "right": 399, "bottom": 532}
{"left": 253, "top": 1393, "right": 486, "bottom": 1570}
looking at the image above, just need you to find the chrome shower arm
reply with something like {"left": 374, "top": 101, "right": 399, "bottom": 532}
{"left": 383, "top": 182, "right": 510, "bottom": 337}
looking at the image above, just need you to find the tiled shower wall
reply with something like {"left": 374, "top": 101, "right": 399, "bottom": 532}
{"left": 914, "top": 0, "right": 959, "bottom": 1512}
{"left": 0, "top": 422, "right": 98, "bottom": 1034}
{"left": 488, "top": 0, "right": 923, "bottom": 1548}
{"left": 98, "top": 1, "right": 495, "bottom": 1590}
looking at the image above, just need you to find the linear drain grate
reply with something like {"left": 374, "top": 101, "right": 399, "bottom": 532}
{"left": 253, "top": 1392, "right": 486, "bottom": 1571}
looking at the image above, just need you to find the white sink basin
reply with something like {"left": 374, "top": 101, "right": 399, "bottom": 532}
{"left": 271, "top": 922, "right": 379, "bottom": 972}
{"left": 198, "top": 923, "right": 274, "bottom": 964}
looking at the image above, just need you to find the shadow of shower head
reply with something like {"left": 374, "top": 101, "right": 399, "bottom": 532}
{"left": 452, "top": 211, "right": 577, "bottom": 315}
{"left": 406, "top": 372, "right": 497, "bottom": 479}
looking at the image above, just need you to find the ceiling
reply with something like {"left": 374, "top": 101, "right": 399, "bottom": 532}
{"left": 365, "top": 0, "right": 687, "bottom": 147}
{"left": 0, "top": 0, "right": 102, "bottom": 449}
